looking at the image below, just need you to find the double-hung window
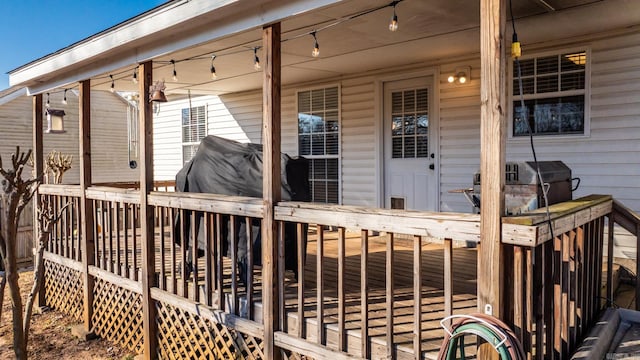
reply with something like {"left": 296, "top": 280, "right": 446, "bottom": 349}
{"left": 182, "top": 105, "right": 207, "bottom": 163}
{"left": 512, "top": 50, "right": 587, "bottom": 137}
{"left": 297, "top": 86, "right": 340, "bottom": 204}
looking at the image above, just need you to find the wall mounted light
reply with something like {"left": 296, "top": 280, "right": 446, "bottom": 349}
{"left": 447, "top": 66, "right": 471, "bottom": 84}
{"left": 45, "top": 108, "right": 66, "bottom": 133}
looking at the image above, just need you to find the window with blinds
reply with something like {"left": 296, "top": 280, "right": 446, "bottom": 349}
{"left": 512, "top": 51, "right": 587, "bottom": 136}
{"left": 298, "top": 86, "right": 340, "bottom": 204}
{"left": 182, "top": 105, "right": 207, "bottom": 163}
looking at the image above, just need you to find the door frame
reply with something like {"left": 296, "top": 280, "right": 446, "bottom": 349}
{"left": 374, "top": 67, "right": 440, "bottom": 210}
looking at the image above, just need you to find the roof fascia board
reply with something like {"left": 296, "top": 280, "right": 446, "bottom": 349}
{"left": 0, "top": 87, "right": 28, "bottom": 106}
{"left": 13, "top": 0, "right": 345, "bottom": 94}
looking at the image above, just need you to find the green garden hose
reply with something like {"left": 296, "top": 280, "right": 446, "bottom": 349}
{"left": 438, "top": 313, "right": 526, "bottom": 360}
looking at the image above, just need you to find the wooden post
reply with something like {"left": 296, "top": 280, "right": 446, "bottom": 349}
{"left": 478, "top": 0, "right": 506, "bottom": 327}
{"left": 261, "top": 22, "right": 282, "bottom": 360}
{"left": 33, "top": 94, "right": 45, "bottom": 308}
{"left": 139, "top": 61, "right": 158, "bottom": 360}
{"left": 79, "top": 80, "right": 96, "bottom": 335}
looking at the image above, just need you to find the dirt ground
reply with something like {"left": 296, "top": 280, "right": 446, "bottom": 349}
{"left": 0, "top": 269, "right": 134, "bottom": 360}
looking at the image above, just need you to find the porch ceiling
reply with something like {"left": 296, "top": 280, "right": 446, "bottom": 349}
{"left": 12, "top": 0, "right": 640, "bottom": 97}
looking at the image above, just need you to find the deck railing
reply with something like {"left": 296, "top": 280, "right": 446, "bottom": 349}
{"left": 502, "top": 195, "right": 613, "bottom": 359}
{"left": 36, "top": 184, "right": 626, "bottom": 359}
{"left": 273, "top": 202, "right": 481, "bottom": 358}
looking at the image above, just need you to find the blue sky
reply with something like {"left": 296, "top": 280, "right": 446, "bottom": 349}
{"left": 0, "top": 0, "right": 166, "bottom": 90}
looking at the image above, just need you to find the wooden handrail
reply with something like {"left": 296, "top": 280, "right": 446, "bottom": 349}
{"left": 611, "top": 199, "right": 640, "bottom": 311}
{"left": 502, "top": 195, "right": 613, "bottom": 246}
{"left": 38, "top": 184, "right": 83, "bottom": 197}
{"left": 612, "top": 199, "right": 640, "bottom": 236}
{"left": 275, "top": 201, "right": 481, "bottom": 242}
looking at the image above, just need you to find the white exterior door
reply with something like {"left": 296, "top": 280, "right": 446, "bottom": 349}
{"left": 383, "top": 77, "right": 437, "bottom": 211}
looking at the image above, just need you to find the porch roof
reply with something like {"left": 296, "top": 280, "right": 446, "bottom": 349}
{"left": 9, "top": 0, "right": 640, "bottom": 97}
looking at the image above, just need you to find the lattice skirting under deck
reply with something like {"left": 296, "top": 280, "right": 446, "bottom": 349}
{"left": 43, "top": 260, "right": 83, "bottom": 320}
{"left": 92, "top": 277, "right": 144, "bottom": 354}
{"left": 156, "top": 301, "right": 264, "bottom": 359}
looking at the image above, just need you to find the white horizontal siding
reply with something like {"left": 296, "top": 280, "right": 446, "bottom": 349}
{"left": 0, "top": 90, "right": 135, "bottom": 185}
{"left": 506, "top": 31, "right": 640, "bottom": 212}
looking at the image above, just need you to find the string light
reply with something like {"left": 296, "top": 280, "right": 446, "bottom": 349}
{"left": 46, "top": 93, "right": 50, "bottom": 108}
{"left": 389, "top": 1, "right": 399, "bottom": 32}
{"left": 210, "top": 55, "right": 217, "bottom": 80}
{"left": 253, "top": 48, "right": 261, "bottom": 71}
{"left": 62, "top": 89, "right": 68, "bottom": 105}
{"left": 311, "top": 32, "right": 320, "bottom": 57}
{"left": 171, "top": 60, "right": 178, "bottom": 81}
{"left": 57, "top": 0, "right": 406, "bottom": 91}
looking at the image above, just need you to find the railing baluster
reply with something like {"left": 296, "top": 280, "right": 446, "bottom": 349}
{"left": 245, "top": 216, "right": 253, "bottom": 320}
{"left": 192, "top": 210, "right": 199, "bottom": 302}
{"left": 386, "top": 232, "right": 394, "bottom": 359}
{"left": 414, "top": 234, "right": 422, "bottom": 360}
{"left": 132, "top": 204, "right": 138, "bottom": 281}
{"left": 115, "top": 202, "right": 121, "bottom": 276}
{"left": 230, "top": 215, "right": 238, "bottom": 315}
{"left": 317, "top": 225, "right": 325, "bottom": 346}
{"left": 360, "top": 230, "right": 368, "bottom": 358}
{"left": 159, "top": 206, "right": 166, "bottom": 290}
{"left": 337, "top": 226, "right": 346, "bottom": 352}
{"left": 180, "top": 209, "right": 187, "bottom": 298}
{"left": 297, "top": 222, "right": 305, "bottom": 339}
{"left": 215, "top": 213, "right": 224, "bottom": 311}
{"left": 204, "top": 213, "right": 212, "bottom": 307}
{"left": 124, "top": 203, "right": 130, "bottom": 279}
{"left": 170, "top": 208, "right": 177, "bottom": 294}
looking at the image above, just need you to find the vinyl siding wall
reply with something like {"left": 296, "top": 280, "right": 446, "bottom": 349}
{"left": 151, "top": 29, "right": 640, "bottom": 213}
{"left": 0, "top": 90, "right": 137, "bottom": 184}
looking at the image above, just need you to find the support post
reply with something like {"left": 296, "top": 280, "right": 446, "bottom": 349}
{"left": 478, "top": 0, "right": 506, "bottom": 322}
{"left": 32, "top": 94, "right": 45, "bottom": 308}
{"left": 139, "top": 61, "right": 157, "bottom": 360}
{"left": 261, "top": 22, "right": 282, "bottom": 360}
{"left": 79, "top": 80, "right": 96, "bottom": 334}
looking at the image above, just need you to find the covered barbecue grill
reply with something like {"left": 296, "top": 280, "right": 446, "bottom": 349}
{"left": 466, "top": 161, "right": 575, "bottom": 215}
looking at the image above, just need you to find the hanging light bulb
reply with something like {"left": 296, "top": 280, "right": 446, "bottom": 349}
{"left": 61, "top": 89, "right": 68, "bottom": 105}
{"left": 210, "top": 55, "right": 217, "bottom": 80}
{"left": 253, "top": 48, "right": 261, "bottom": 71}
{"left": 171, "top": 60, "right": 178, "bottom": 82}
{"left": 311, "top": 32, "right": 320, "bottom": 58}
{"left": 110, "top": 75, "right": 115, "bottom": 93}
{"left": 389, "top": 1, "right": 399, "bottom": 32}
{"left": 132, "top": 68, "right": 138, "bottom": 84}
{"left": 45, "top": 93, "right": 50, "bottom": 108}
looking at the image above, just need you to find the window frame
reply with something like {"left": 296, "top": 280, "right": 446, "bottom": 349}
{"left": 508, "top": 47, "right": 591, "bottom": 140}
{"left": 295, "top": 84, "right": 342, "bottom": 205}
{"left": 181, "top": 104, "right": 208, "bottom": 164}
